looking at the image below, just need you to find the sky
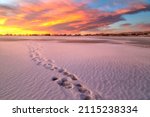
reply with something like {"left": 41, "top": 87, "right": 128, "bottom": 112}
{"left": 0, "top": 0, "right": 150, "bottom": 34}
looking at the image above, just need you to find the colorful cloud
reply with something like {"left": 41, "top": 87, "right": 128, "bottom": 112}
{"left": 0, "top": 0, "right": 150, "bottom": 34}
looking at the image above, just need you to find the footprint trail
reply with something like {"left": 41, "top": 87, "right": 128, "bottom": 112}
{"left": 27, "top": 43, "right": 103, "bottom": 100}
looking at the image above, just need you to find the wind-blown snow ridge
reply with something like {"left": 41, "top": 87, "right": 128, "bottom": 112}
{"left": 27, "top": 43, "right": 103, "bottom": 100}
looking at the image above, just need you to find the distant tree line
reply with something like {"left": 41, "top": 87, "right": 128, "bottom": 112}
{"left": 0, "top": 31, "right": 150, "bottom": 36}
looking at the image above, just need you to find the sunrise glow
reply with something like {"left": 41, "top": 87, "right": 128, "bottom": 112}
{"left": 0, "top": 0, "right": 150, "bottom": 34}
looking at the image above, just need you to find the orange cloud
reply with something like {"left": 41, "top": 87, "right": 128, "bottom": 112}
{"left": 0, "top": 0, "right": 150, "bottom": 34}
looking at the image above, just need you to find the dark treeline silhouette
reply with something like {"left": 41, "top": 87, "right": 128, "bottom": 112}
{"left": 83, "top": 31, "right": 150, "bottom": 36}
{"left": 0, "top": 31, "right": 150, "bottom": 36}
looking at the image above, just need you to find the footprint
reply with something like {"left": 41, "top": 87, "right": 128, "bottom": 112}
{"left": 34, "top": 52, "right": 41, "bottom": 57}
{"left": 77, "top": 87, "right": 91, "bottom": 95}
{"left": 57, "top": 78, "right": 73, "bottom": 89}
{"left": 58, "top": 68, "right": 66, "bottom": 73}
{"left": 63, "top": 71, "right": 70, "bottom": 76}
{"left": 68, "top": 74, "right": 78, "bottom": 80}
{"left": 32, "top": 59, "right": 43, "bottom": 66}
{"left": 32, "top": 56, "right": 40, "bottom": 61}
{"left": 52, "top": 76, "right": 59, "bottom": 81}
{"left": 80, "top": 94, "right": 92, "bottom": 100}
{"left": 47, "top": 59, "right": 55, "bottom": 63}
{"left": 63, "top": 82, "right": 73, "bottom": 89}
{"left": 36, "top": 61, "right": 42, "bottom": 65}
{"left": 53, "top": 66, "right": 59, "bottom": 70}
{"left": 75, "top": 83, "right": 82, "bottom": 87}
{"left": 44, "top": 63, "right": 54, "bottom": 70}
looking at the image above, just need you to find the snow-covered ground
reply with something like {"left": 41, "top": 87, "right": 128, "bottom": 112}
{"left": 0, "top": 36, "right": 150, "bottom": 100}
